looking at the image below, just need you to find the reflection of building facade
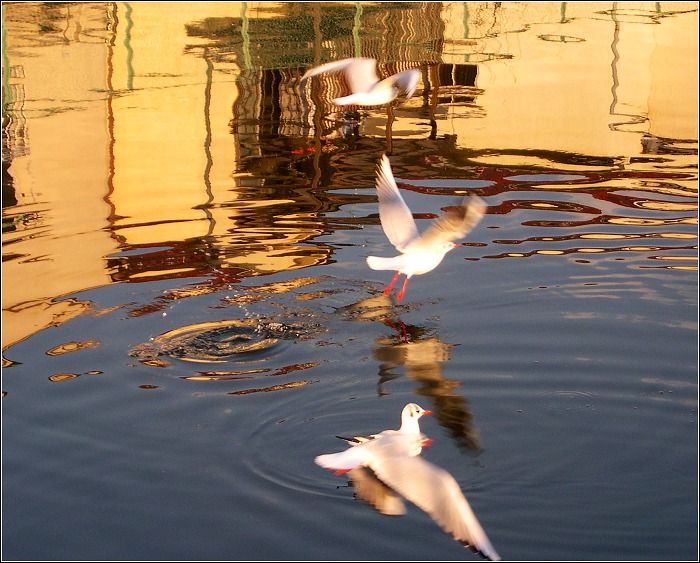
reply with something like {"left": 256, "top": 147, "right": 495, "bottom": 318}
{"left": 2, "top": 2, "right": 698, "bottom": 351}
{"left": 2, "top": 2, "right": 115, "bottom": 351}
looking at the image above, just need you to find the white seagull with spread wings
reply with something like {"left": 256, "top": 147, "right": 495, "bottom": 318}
{"left": 301, "top": 57, "right": 420, "bottom": 106}
{"left": 367, "top": 155, "right": 486, "bottom": 302}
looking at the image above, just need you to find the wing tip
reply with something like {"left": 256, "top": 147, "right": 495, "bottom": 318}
{"left": 376, "top": 153, "right": 394, "bottom": 185}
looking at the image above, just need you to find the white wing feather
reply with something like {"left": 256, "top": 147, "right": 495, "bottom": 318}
{"left": 383, "top": 68, "right": 421, "bottom": 98}
{"left": 409, "top": 195, "right": 486, "bottom": 250}
{"left": 301, "top": 57, "right": 379, "bottom": 93}
{"left": 368, "top": 447, "right": 500, "bottom": 561}
{"left": 375, "top": 154, "right": 419, "bottom": 251}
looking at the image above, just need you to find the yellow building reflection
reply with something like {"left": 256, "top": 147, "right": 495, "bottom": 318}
{"left": 2, "top": 2, "right": 697, "bottom": 354}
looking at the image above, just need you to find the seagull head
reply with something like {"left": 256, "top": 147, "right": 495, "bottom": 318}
{"left": 399, "top": 403, "right": 432, "bottom": 434}
{"left": 436, "top": 240, "right": 461, "bottom": 254}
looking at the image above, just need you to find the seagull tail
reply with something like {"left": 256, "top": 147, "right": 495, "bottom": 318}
{"left": 366, "top": 255, "right": 396, "bottom": 271}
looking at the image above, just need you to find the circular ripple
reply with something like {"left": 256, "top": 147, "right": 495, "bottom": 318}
{"left": 239, "top": 404, "right": 337, "bottom": 497}
{"left": 128, "top": 318, "right": 308, "bottom": 364}
{"left": 238, "top": 392, "right": 386, "bottom": 499}
{"left": 537, "top": 390, "right": 595, "bottom": 411}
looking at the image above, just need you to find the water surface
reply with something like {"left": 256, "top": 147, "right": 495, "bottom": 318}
{"left": 2, "top": 2, "right": 698, "bottom": 561}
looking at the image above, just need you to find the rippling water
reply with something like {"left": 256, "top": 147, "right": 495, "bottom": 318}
{"left": 2, "top": 2, "right": 698, "bottom": 561}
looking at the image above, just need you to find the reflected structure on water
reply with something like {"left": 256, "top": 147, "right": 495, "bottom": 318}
{"left": 3, "top": 2, "right": 696, "bottom": 353}
{"left": 1, "top": 4, "right": 697, "bottom": 560}
{"left": 342, "top": 293, "right": 482, "bottom": 450}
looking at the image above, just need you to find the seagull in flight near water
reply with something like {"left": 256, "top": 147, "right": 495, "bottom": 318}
{"left": 315, "top": 403, "right": 501, "bottom": 561}
{"left": 300, "top": 57, "right": 420, "bottom": 106}
{"left": 366, "top": 155, "right": 486, "bottom": 302}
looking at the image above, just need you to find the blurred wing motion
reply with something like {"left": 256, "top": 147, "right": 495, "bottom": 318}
{"left": 368, "top": 444, "right": 500, "bottom": 561}
{"left": 301, "top": 58, "right": 420, "bottom": 106}
{"left": 370, "top": 67, "right": 420, "bottom": 101}
{"left": 374, "top": 154, "right": 486, "bottom": 253}
{"left": 385, "top": 68, "right": 421, "bottom": 99}
{"left": 301, "top": 57, "right": 379, "bottom": 93}
{"left": 412, "top": 195, "right": 486, "bottom": 251}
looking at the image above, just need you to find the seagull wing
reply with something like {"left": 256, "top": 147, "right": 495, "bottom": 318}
{"left": 317, "top": 429, "right": 420, "bottom": 473}
{"left": 336, "top": 434, "right": 374, "bottom": 445}
{"left": 389, "top": 68, "right": 421, "bottom": 98}
{"left": 315, "top": 442, "right": 373, "bottom": 473}
{"left": 301, "top": 57, "right": 379, "bottom": 93}
{"left": 369, "top": 451, "right": 501, "bottom": 561}
{"left": 413, "top": 195, "right": 486, "bottom": 249}
{"left": 375, "top": 155, "right": 419, "bottom": 252}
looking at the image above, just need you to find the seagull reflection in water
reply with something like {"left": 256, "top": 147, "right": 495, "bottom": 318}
{"left": 339, "top": 294, "right": 481, "bottom": 451}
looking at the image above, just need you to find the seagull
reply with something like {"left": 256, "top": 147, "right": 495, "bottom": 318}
{"left": 334, "top": 402, "right": 433, "bottom": 447}
{"left": 300, "top": 57, "right": 420, "bottom": 106}
{"left": 315, "top": 404, "right": 500, "bottom": 561}
{"left": 366, "top": 155, "right": 487, "bottom": 302}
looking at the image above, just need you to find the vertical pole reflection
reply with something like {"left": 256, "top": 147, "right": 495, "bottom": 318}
{"left": 463, "top": 2, "right": 470, "bottom": 42}
{"left": 199, "top": 46, "right": 215, "bottom": 233}
{"left": 241, "top": 2, "right": 252, "bottom": 71}
{"left": 606, "top": 3, "right": 647, "bottom": 135}
{"left": 2, "top": 5, "right": 12, "bottom": 116}
{"left": 123, "top": 2, "right": 133, "bottom": 90}
{"left": 310, "top": 3, "right": 323, "bottom": 189}
{"left": 608, "top": 3, "right": 621, "bottom": 122}
{"left": 105, "top": 3, "right": 117, "bottom": 221}
{"left": 353, "top": 2, "right": 363, "bottom": 58}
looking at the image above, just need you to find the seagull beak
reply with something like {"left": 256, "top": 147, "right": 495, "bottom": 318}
{"left": 453, "top": 243, "right": 461, "bottom": 248}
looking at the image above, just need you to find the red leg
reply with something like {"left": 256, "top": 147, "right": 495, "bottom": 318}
{"left": 382, "top": 271, "right": 400, "bottom": 295}
{"left": 396, "top": 277, "right": 410, "bottom": 302}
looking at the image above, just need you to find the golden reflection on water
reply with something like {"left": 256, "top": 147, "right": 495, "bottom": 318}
{"left": 226, "top": 380, "right": 314, "bottom": 395}
{"left": 340, "top": 294, "right": 481, "bottom": 450}
{"left": 2, "top": 1, "right": 698, "bottom": 353}
{"left": 124, "top": 276, "right": 345, "bottom": 393}
{"left": 46, "top": 340, "right": 100, "bottom": 356}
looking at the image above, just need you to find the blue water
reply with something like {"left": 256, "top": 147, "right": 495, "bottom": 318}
{"left": 2, "top": 2, "right": 698, "bottom": 561}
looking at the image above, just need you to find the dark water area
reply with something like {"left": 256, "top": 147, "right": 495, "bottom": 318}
{"left": 2, "top": 2, "right": 698, "bottom": 561}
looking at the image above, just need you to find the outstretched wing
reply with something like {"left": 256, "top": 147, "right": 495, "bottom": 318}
{"left": 375, "top": 155, "right": 419, "bottom": 252}
{"left": 369, "top": 452, "right": 501, "bottom": 561}
{"left": 389, "top": 68, "right": 421, "bottom": 99}
{"left": 301, "top": 57, "right": 379, "bottom": 94}
{"left": 415, "top": 195, "right": 486, "bottom": 248}
{"left": 315, "top": 445, "right": 371, "bottom": 474}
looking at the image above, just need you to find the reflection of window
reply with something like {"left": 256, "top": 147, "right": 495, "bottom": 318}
{"left": 434, "top": 63, "right": 478, "bottom": 105}
{"left": 437, "top": 63, "right": 477, "bottom": 88}
{"left": 4, "top": 65, "right": 30, "bottom": 161}
{"left": 231, "top": 68, "right": 308, "bottom": 142}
